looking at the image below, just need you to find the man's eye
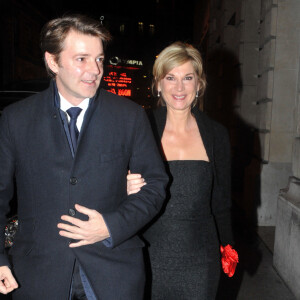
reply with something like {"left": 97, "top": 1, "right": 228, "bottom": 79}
{"left": 77, "top": 57, "right": 84, "bottom": 62}
{"left": 97, "top": 57, "right": 104, "bottom": 63}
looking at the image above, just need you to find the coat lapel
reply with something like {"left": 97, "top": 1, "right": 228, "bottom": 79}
{"left": 152, "top": 106, "right": 214, "bottom": 162}
{"left": 76, "top": 88, "right": 103, "bottom": 152}
{"left": 72, "top": 89, "right": 115, "bottom": 170}
{"left": 191, "top": 107, "right": 214, "bottom": 163}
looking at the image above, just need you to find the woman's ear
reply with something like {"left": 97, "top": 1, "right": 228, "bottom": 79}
{"left": 197, "top": 81, "right": 201, "bottom": 92}
{"left": 157, "top": 81, "right": 161, "bottom": 93}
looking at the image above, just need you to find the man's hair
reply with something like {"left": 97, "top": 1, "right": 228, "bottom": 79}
{"left": 152, "top": 41, "right": 207, "bottom": 107}
{"left": 40, "top": 14, "right": 112, "bottom": 77}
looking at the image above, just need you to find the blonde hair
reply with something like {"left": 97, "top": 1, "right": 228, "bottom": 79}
{"left": 152, "top": 42, "right": 207, "bottom": 107}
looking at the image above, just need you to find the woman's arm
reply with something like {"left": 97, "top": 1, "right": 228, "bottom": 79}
{"left": 211, "top": 122, "right": 234, "bottom": 246}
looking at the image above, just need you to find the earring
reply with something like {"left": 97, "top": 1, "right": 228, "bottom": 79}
{"left": 157, "top": 91, "right": 161, "bottom": 97}
{"left": 196, "top": 90, "right": 199, "bottom": 98}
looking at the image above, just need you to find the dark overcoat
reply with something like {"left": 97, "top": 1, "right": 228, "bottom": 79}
{"left": 0, "top": 83, "right": 168, "bottom": 299}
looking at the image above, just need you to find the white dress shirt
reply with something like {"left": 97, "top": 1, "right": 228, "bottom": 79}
{"left": 59, "top": 93, "right": 90, "bottom": 132}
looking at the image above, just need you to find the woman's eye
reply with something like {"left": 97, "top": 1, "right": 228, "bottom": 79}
{"left": 97, "top": 57, "right": 104, "bottom": 63}
{"left": 166, "top": 76, "right": 174, "bottom": 81}
{"left": 185, "top": 76, "right": 193, "bottom": 80}
{"left": 77, "top": 57, "right": 84, "bottom": 62}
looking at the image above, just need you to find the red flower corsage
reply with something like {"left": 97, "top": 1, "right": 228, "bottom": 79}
{"left": 220, "top": 244, "right": 239, "bottom": 277}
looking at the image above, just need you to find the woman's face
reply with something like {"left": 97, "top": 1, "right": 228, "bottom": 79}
{"left": 158, "top": 60, "right": 199, "bottom": 112}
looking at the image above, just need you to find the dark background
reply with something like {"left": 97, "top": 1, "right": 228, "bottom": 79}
{"left": 0, "top": 0, "right": 209, "bottom": 107}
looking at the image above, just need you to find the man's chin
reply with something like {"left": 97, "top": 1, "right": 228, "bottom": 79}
{"left": 81, "top": 87, "right": 100, "bottom": 99}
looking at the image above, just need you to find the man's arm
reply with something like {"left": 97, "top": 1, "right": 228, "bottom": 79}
{"left": 101, "top": 107, "right": 168, "bottom": 247}
{"left": 57, "top": 107, "right": 167, "bottom": 248}
{"left": 0, "top": 112, "right": 19, "bottom": 293}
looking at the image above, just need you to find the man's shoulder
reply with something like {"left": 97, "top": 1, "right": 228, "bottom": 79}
{"left": 2, "top": 87, "right": 49, "bottom": 117}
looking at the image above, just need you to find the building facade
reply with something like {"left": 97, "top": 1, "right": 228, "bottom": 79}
{"left": 206, "top": 0, "right": 300, "bottom": 297}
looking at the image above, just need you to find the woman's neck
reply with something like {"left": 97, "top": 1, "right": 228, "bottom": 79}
{"left": 165, "top": 108, "right": 195, "bottom": 133}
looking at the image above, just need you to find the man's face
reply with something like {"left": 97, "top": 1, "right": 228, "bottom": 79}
{"left": 46, "top": 30, "right": 104, "bottom": 105}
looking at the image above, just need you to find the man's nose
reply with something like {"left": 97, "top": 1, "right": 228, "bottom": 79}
{"left": 88, "top": 60, "right": 101, "bottom": 75}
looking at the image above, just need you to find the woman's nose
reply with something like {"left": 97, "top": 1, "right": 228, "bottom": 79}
{"left": 176, "top": 80, "right": 184, "bottom": 91}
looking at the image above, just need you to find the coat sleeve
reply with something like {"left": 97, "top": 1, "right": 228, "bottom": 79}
{"left": 101, "top": 107, "right": 168, "bottom": 248}
{"left": 0, "top": 111, "right": 16, "bottom": 266}
{"left": 211, "top": 123, "right": 234, "bottom": 246}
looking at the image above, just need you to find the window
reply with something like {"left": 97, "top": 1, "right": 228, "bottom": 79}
{"left": 138, "top": 22, "right": 144, "bottom": 33}
{"left": 149, "top": 24, "right": 155, "bottom": 35}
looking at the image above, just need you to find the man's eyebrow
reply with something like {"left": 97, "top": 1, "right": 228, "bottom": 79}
{"left": 74, "top": 53, "right": 105, "bottom": 57}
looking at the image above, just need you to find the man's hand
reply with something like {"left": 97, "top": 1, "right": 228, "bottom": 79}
{"left": 57, "top": 204, "right": 110, "bottom": 247}
{"left": 0, "top": 266, "right": 18, "bottom": 294}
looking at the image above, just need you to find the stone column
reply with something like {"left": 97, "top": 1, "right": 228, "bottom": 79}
{"left": 273, "top": 0, "right": 300, "bottom": 297}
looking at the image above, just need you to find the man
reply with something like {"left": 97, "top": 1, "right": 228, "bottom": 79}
{"left": 0, "top": 15, "right": 167, "bottom": 299}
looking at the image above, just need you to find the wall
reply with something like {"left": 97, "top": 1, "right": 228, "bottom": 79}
{"left": 206, "top": 0, "right": 298, "bottom": 228}
{"left": 273, "top": 0, "right": 300, "bottom": 296}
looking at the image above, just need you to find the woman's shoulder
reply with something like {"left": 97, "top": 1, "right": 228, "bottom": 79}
{"left": 192, "top": 107, "right": 229, "bottom": 140}
{"left": 192, "top": 107, "right": 224, "bottom": 127}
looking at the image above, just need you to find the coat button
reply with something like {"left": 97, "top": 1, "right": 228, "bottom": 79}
{"left": 68, "top": 209, "right": 76, "bottom": 216}
{"left": 70, "top": 177, "right": 77, "bottom": 185}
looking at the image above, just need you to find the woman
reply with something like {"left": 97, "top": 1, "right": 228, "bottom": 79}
{"left": 128, "top": 42, "right": 234, "bottom": 299}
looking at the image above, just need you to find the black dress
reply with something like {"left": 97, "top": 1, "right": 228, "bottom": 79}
{"left": 144, "top": 160, "right": 221, "bottom": 300}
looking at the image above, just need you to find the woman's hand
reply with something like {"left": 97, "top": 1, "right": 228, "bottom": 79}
{"left": 127, "top": 171, "right": 146, "bottom": 195}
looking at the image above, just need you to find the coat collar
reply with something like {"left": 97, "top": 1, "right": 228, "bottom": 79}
{"left": 46, "top": 79, "right": 102, "bottom": 134}
{"left": 151, "top": 106, "right": 214, "bottom": 162}
{"left": 42, "top": 79, "right": 103, "bottom": 158}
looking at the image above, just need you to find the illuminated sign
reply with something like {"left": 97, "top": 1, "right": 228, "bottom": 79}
{"left": 109, "top": 56, "right": 143, "bottom": 66}
{"left": 103, "top": 71, "right": 132, "bottom": 96}
{"left": 103, "top": 56, "right": 145, "bottom": 99}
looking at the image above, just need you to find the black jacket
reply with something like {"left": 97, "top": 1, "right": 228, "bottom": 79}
{"left": 147, "top": 106, "right": 234, "bottom": 245}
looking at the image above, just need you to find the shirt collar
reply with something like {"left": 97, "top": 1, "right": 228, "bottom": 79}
{"left": 52, "top": 79, "right": 96, "bottom": 110}
{"left": 59, "top": 93, "right": 90, "bottom": 113}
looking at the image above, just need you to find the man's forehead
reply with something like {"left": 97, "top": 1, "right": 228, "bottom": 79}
{"left": 62, "top": 30, "right": 103, "bottom": 50}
